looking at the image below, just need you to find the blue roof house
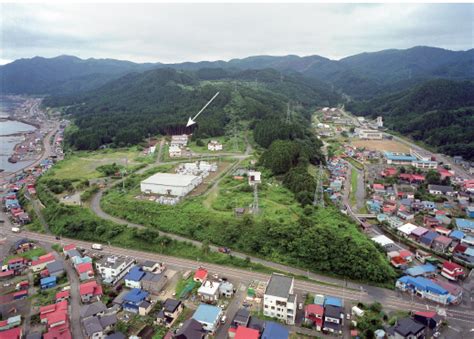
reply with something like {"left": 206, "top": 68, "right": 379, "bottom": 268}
{"left": 324, "top": 296, "right": 343, "bottom": 307}
{"left": 456, "top": 219, "right": 474, "bottom": 232}
{"left": 466, "top": 206, "right": 474, "bottom": 218}
{"left": 420, "top": 231, "right": 439, "bottom": 247}
{"left": 124, "top": 266, "right": 145, "bottom": 289}
{"left": 40, "top": 276, "right": 57, "bottom": 289}
{"left": 396, "top": 276, "right": 450, "bottom": 305}
{"left": 405, "top": 264, "right": 437, "bottom": 278}
{"left": 192, "top": 304, "right": 222, "bottom": 333}
{"left": 262, "top": 321, "right": 289, "bottom": 339}
{"left": 123, "top": 288, "right": 149, "bottom": 314}
{"left": 449, "top": 230, "right": 465, "bottom": 241}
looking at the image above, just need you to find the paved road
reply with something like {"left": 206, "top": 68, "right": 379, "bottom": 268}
{"left": 2, "top": 228, "right": 473, "bottom": 325}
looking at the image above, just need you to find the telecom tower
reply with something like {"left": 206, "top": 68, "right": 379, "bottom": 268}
{"left": 286, "top": 102, "right": 291, "bottom": 124}
{"left": 313, "top": 163, "right": 325, "bottom": 207}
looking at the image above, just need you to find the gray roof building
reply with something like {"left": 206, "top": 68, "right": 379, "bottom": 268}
{"left": 46, "top": 260, "right": 65, "bottom": 275}
{"left": 388, "top": 317, "right": 425, "bottom": 338}
{"left": 82, "top": 316, "right": 103, "bottom": 336}
{"left": 175, "top": 318, "right": 205, "bottom": 339}
{"left": 265, "top": 273, "right": 294, "bottom": 298}
{"left": 80, "top": 301, "right": 107, "bottom": 319}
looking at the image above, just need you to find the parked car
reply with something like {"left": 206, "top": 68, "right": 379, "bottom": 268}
{"left": 91, "top": 243, "right": 103, "bottom": 250}
{"left": 218, "top": 247, "right": 231, "bottom": 254}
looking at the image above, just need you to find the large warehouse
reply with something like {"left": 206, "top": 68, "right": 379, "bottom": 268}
{"left": 140, "top": 173, "right": 202, "bottom": 197}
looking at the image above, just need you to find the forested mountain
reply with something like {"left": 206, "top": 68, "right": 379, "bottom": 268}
{"left": 44, "top": 67, "right": 339, "bottom": 150}
{"left": 347, "top": 79, "right": 474, "bottom": 160}
{"left": 2, "top": 46, "right": 472, "bottom": 98}
{"left": 0, "top": 55, "right": 157, "bottom": 95}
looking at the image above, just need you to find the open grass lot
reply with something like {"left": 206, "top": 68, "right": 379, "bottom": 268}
{"left": 48, "top": 148, "right": 143, "bottom": 181}
{"left": 350, "top": 168, "right": 358, "bottom": 207}
{"left": 187, "top": 133, "right": 246, "bottom": 154}
{"left": 351, "top": 139, "right": 410, "bottom": 153}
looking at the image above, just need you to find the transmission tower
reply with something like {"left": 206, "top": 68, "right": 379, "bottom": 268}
{"left": 313, "top": 164, "right": 325, "bottom": 207}
{"left": 286, "top": 102, "right": 291, "bottom": 124}
{"left": 252, "top": 184, "right": 259, "bottom": 214}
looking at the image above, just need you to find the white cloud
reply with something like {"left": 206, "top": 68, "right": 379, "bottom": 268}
{"left": 1, "top": 3, "right": 472, "bottom": 63}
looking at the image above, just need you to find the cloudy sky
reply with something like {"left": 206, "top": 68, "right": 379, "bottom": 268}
{"left": 1, "top": 3, "right": 473, "bottom": 65}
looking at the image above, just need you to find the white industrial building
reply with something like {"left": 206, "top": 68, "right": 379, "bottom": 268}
{"left": 357, "top": 129, "right": 383, "bottom": 140}
{"left": 208, "top": 140, "right": 223, "bottom": 151}
{"left": 140, "top": 173, "right": 202, "bottom": 197}
{"left": 169, "top": 145, "right": 182, "bottom": 158}
{"left": 170, "top": 134, "right": 189, "bottom": 147}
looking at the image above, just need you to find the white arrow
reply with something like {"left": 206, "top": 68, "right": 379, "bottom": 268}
{"left": 186, "top": 92, "right": 220, "bottom": 127}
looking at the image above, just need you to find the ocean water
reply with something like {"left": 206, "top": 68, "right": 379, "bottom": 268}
{"left": 0, "top": 97, "right": 37, "bottom": 172}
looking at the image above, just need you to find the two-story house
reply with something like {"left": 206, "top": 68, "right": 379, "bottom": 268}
{"left": 95, "top": 256, "right": 134, "bottom": 285}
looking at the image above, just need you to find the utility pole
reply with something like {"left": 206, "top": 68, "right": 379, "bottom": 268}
{"left": 313, "top": 163, "right": 325, "bottom": 207}
{"left": 286, "top": 102, "right": 291, "bottom": 124}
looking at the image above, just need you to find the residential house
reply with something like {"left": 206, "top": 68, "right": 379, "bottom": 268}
{"left": 449, "top": 230, "right": 465, "bottom": 242}
{"left": 421, "top": 201, "right": 435, "bottom": 210}
{"left": 80, "top": 301, "right": 107, "bottom": 319}
{"left": 122, "top": 288, "right": 149, "bottom": 314}
{"left": 428, "top": 185, "right": 454, "bottom": 196}
{"left": 397, "top": 223, "right": 418, "bottom": 238}
{"left": 432, "top": 235, "right": 452, "bottom": 253}
{"left": 413, "top": 311, "right": 443, "bottom": 332}
{"left": 373, "top": 184, "right": 386, "bottom": 194}
{"left": 31, "top": 253, "right": 56, "bottom": 272}
{"left": 124, "top": 266, "right": 145, "bottom": 289}
{"left": 56, "top": 290, "right": 70, "bottom": 303}
{"left": 141, "top": 272, "right": 167, "bottom": 295}
{"left": 46, "top": 261, "right": 65, "bottom": 278}
{"left": 219, "top": 281, "right": 234, "bottom": 298}
{"left": 138, "top": 300, "right": 153, "bottom": 316}
{"left": 263, "top": 273, "right": 297, "bottom": 325}
{"left": 7, "top": 257, "right": 26, "bottom": 272}
{"left": 423, "top": 216, "right": 439, "bottom": 228}
{"left": 420, "top": 231, "right": 439, "bottom": 247}
{"left": 405, "top": 264, "right": 437, "bottom": 278}
{"left": 80, "top": 280, "right": 103, "bottom": 303}
{"left": 40, "top": 300, "right": 68, "bottom": 329}
{"left": 193, "top": 268, "right": 208, "bottom": 283}
{"left": 82, "top": 314, "right": 117, "bottom": 339}
{"left": 0, "top": 327, "right": 22, "bottom": 339}
{"left": 431, "top": 279, "right": 463, "bottom": 305}
{"left": 155, "top": 299, "right": 183, "bottom": 328}
{"left": 228, "top": 308, "right": 250, "bottom": 336}
{"left": 95, "top": 256, "right": 134, "bottom": 285}
{"left": 234, "top": 326, "right": 259, "bottom": 339}
{"left": 396, "top": 276, "right": 456, "bottom": 305}
{"left": 192, "top": 304, "right": 222, "bottom": 333}
{"left": 388, "top": 317, "right": 425, "bottom": 339}
{"left": 466, "top": 206, "right": 474, "bottom": 218}
{"left": 40, "top": 276, "right": 57, "bottom": 289}
{"left": 261, "top": 321, "right": 289, "bottom": 339}
{"left": 142, "top": 261, "right": 165, "bottom": 273}
{"left": 456, "top": 219, "right": 474, "bottom": 233}
{"left": 305, "top": 304, "right": 324, "bottom": 331}
{"left": 76, "top": 262, "right": 95, "bottom": 281}
{"left": 174, "top": 318, "right": 205, "bottom": 339}
{"left": 198, "top": 280, "right": 220, "bottom": 302}
{"left": 410, "top": 227, "right": 429, "bottom": 242}
{"left": 441, "top": 261, "right": 465, "bottom": 281}
{"left": 323, "top": 305, "right": 344, "bottom": 334}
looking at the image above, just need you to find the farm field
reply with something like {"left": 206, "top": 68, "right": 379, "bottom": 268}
{"left": 47, "top": 148, "right": 144, "bottom": 181}
{"left": 351, "top": 139, "right": 410, "bottom": 153}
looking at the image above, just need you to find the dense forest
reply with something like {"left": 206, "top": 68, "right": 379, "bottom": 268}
{"left": 347, "top": 79, "right": 474, "bottom": 160}
{"left": 44, "top": 67, "right": 339, "bottom": 150}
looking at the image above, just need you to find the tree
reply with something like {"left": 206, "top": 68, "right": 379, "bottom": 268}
{"left": 425, "top": 170, "right": 441, "bottom": 185}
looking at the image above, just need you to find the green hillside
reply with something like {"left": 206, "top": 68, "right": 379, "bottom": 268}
{"left": 347, "top": 79, "right": 474, "bottom": 159}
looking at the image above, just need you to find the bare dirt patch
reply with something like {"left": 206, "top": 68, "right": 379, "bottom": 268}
{"left": 351, "top": 139, "right": 410, "bottom": 153}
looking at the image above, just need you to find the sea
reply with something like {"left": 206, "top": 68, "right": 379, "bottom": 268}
{"left": 0, "top": 96, "right": 37, "bottom": 173}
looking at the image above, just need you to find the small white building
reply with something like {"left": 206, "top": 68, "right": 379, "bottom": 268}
{"left": 95, "top": 256, "right": 134, "bottom": 285}
{"left": 169, "top": 145, "right": 182, "bottom": 158}
{"left": 263, "top": 273, "right": 297, "bottom": 325}
{"left": 197, "top": 280, "right": 221, "bottom": 302}
{"left": 208, "top": 140, "right": 223, "bottom": 151}
{"left": 141, "top": 173, "right": 202, "bottom": 197}
{"left": 248, "top": 171, "right": 261, "bottom": 186}
{"left": 170, "top": 135, "right": 188, "bottom": 147}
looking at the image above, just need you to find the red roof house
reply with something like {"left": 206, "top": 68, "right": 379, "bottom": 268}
{"left": 43, "top": 326, "right": 72, "bottom": 339}
{"left": 193, "top": 268, "right": 208, "bottom": 283}
{"left": 0, "top": 327, "right": 22, "bottom": 339}
{"left": 235, "top": 326, "right": 260, "bottom": 339}
{"left": 441, "top": 261, "right": 465, "bottom": 281}
{"left": 75, "top": 262, "right": 94, "bottom": 281}
{"left": 305, "top": 304, "right": 324, "bottom": 330}
{"left": 40, "top": 301, "right": 68, "bottom": 327}
{"left": 381, "top": 168, "right": 397, "bottom": 177}
{"left": 62, "top": 244, "right": 76, "bottom": 252}
{"left": 56, "top": 290, "right": 70, "bottom": 302}
{"left": 79, "top": 280, "right": 103, "bottom": 303}
{"left": 31, "top": 253, "right": 56, "bottom": 272}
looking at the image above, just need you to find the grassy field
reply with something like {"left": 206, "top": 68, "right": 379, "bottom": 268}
{"left": 49, "top": 148, "right": 143, "bottom": 181}
{"left": 346, "top": 157, "right": 364, "bottom": 170}
{"left": 187, "top": 133, "right": 246, "bottom": 154}
{"left": 351, "top": 139, "right": 410, "bottom": 153}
